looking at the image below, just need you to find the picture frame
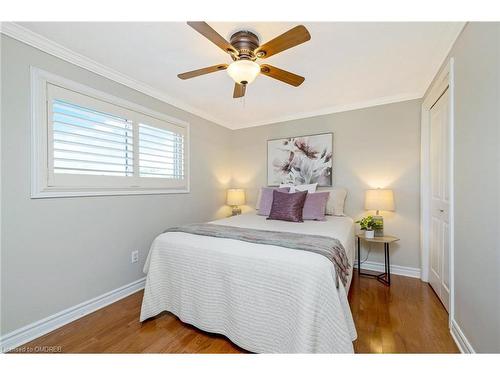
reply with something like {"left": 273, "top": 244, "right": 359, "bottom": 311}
{"left": 267, "top": 132, "right": 333, "bottom": 187}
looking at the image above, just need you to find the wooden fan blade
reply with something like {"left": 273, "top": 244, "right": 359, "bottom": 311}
{"left": 187, "top": 22, "right": 237, "bottom": 54}
{"left": 177, "top": 64, "right": 228, "bottom": 80}
{"left": 260, "top": 64, "right": 305, "bottom": 87}
{"left": 233, "top": 83, "right": 246, "bottom": 98}
{"left": 255, "top": 25, "right": 311, "bottom": 59}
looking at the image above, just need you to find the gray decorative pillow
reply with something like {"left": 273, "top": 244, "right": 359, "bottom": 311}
{"left": 267, "top": 190, "right": 308, "bottom": 222}
{"left": 302, "top": 191, "right": 330, "bottom": 220}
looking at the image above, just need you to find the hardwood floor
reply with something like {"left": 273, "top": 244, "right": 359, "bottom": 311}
{"left": 13, "top": 273, "right": 458, "bottom": 353}
{"left": 349, "top": 273, "right": 458, "bottom": 353}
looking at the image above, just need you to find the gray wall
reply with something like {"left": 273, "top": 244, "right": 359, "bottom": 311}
{"left": 427, "top": 22, "right": 500, "bottom": 353}
{"left": 8, "top": 24, "right": 497, "bottom": 353}
{"left": 0, "top": 35, "right": 233, "bottom": 334}
{"left": 231, "top": 100, "right": 422, "bottom": 269}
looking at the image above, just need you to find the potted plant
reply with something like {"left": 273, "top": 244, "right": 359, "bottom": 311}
{"left": 356, "top": 215, "right": 383, "bottom": 239}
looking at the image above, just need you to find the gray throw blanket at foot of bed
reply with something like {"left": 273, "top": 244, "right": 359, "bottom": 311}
{"left": 164, "top": 223, "right": 350, "bottom": 288}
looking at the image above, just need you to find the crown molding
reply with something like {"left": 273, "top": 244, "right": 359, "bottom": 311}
{"left": 232, "top": 92, "right": 423, "bottom": 129}
{"left": 0, "top": 22, "right": 233, "bottom": 128}
{"left": 1, "top": 22, "right": 464, "bottom": 131}
{"left": 420, "top": 22, "right": 466, "bottom": 98}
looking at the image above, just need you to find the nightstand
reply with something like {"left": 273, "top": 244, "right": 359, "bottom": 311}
{"left": 356, "top": 233, "right": 399, "bottom": 286}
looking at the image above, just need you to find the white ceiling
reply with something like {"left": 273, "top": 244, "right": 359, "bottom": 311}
{"left": 16, "top": 22, "right": 464, "bottom": 129}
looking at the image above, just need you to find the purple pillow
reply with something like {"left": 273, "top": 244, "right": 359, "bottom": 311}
{"left": 267, "top": 190, "right": 308, "bottom": 222}
{"left": 302, "top": 191, "right": 330, "bottom": 221}
{"left": 257, "top": 187, "right": 290, "bottom": 216}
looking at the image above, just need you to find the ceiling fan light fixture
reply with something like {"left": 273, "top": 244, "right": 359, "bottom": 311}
{"left": 227, "top": 60, "right": 260, "bottom": 85}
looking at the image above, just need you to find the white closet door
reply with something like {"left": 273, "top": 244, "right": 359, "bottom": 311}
{"left": 429, "top": 89, "right": 451, "bottom": 312}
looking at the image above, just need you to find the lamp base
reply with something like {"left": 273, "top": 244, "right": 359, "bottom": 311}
{"left": 231, "top": 206, "right": 242, "bottom": 216}
{"left": 374, "top": 215, "right": 384, "bottom": 237}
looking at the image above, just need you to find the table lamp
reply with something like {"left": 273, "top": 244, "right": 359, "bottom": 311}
{"left": 227, "top": 188, "right": 245, "bottom": 216}
{"left": 365, "top": 188, "right": 395, "bottom": 236}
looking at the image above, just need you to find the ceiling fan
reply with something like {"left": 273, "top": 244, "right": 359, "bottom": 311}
{"left": 177, "top": 22, "right": 311, "bottom": 98}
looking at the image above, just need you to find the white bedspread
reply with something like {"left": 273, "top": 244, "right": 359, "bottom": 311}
{"left": 140, "top": 213, "right": 357, "bottom": 353}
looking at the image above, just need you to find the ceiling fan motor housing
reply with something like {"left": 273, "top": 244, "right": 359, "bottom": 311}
{"left": 230, "top": 30, "right": 260, "bottom": 60}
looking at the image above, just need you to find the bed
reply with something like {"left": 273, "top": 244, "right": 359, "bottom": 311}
{"left": 140, "top": 212, "right": 357, "bottom": 353}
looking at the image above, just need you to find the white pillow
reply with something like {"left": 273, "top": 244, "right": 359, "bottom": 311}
{"left": 322, "top": 187, "right": 347, "bottom": 216}
{"left": 279, "top": 183, "right": 318, "bottom": 193}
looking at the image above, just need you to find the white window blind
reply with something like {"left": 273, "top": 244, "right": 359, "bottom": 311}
{"left": 52, "top": 99, "right": 134, "bottom": 177}
{"left": 138, "top": 123, "right": 184, "bottom": 179}
{"left": 31, "top": 70, "right": 189, "bottom": 198}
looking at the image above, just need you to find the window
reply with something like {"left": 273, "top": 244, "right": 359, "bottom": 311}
{"left": 51, "top": 99, "right": 135, "bottom": 177}
{"left": 31, "top": 68, "right": 189, "bottom": 197}
{"left": 138, "top": 123, "right": 184, "bottom": 179}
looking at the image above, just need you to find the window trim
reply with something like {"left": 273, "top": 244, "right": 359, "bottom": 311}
{"left": 31, "top": 67, "right": 190, "bottom": 198}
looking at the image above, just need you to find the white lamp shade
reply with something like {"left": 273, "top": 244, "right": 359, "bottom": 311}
{"left": 227, "top": 60, "right": 260, "bottom": 84}
{"left": 365, "top": 189, "right": 395, "bottom": 211}
{"left": 227, "top": 188, "right": 246, "bottom": 206}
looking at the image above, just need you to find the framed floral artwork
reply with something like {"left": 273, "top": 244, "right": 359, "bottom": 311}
{"left": 267, "top": 133, "right": 333, "bottom": 186}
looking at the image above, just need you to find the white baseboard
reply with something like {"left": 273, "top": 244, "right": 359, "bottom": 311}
{"left": 0, "top": 277, "right": 146, "bottom": 352}
{"left": 450, "top": 318, "right": 475, "bottom": 353}
{"left": 354, "top": 260, "right": 421, "bottom": 279}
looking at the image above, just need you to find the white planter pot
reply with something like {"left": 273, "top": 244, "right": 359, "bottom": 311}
{"left": 365, "top": 230, "right": 375, "bottom": 239}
